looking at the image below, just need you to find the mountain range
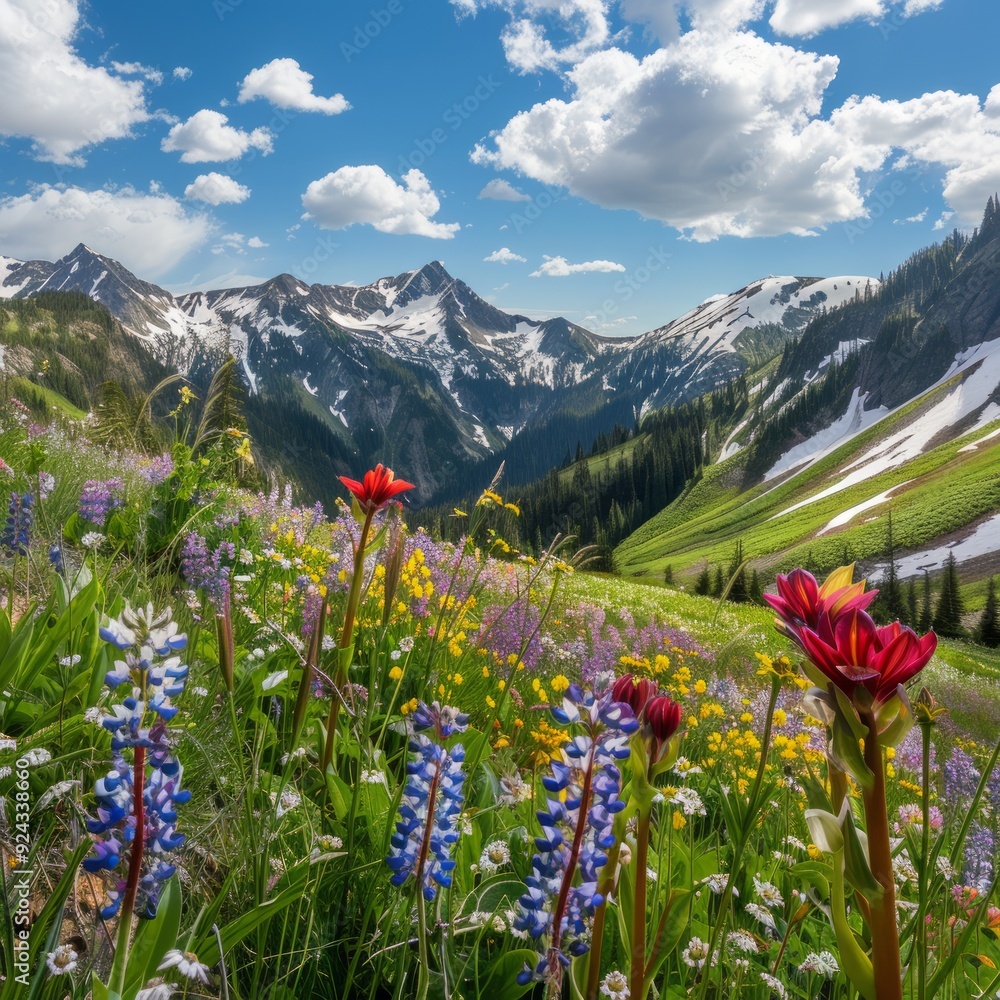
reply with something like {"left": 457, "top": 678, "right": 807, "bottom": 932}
{"left": 0, "top": 244, "right": 874, "bottom": 502}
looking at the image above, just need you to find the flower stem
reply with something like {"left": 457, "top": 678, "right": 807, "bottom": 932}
{"left": 322, "top": 507, "right": 374, "bottom": 775}
{"left": 915, "top": 720, "right": 932, "bottom": 1000}
{"left": 585, "top": 833, "right": 625, "bottom": 1000}
{"left": 630, "top": 807, "right": 652, "bottom": 1000}
{"left": 107, "top": 744, "right": 146, "bottom": 1000}
{"left": 860, "top": 711, "right": 903, "bottom": 1000}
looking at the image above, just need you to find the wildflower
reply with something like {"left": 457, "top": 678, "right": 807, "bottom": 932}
{"left": 479, "top": 839, "right": 512, "bottom": 876}
{"left": 46, "top": 944, "right": 79, "bottom": 976}
{"left": 759, "top": 972, "right": 787, "bottom": 997}
{"left": 515, "top": 685, "right": 636, "bottom": 988}
{"left": 84, "top": 604, "right": 190, "bottom": 921}
{"left": 79, "top": 478, "right": 124, "bottom": 527}
{"left": 339, "top": 464, "right": 414, "bottom": 513}
{"left": 21, "top": 747, "right": 51, "bottom": 766}
{"left": 1, "top": 492, "right": 33, "bottom": 555}
{"left": 764, "top": 565, "right": 876, "bottom": 635}
{"left": 701, "top": 872, "right": 738, "bottom": 896}
{"left": 158, "top": 950, "right": 212, "bottom": 985}
{"left": 682, "top": 936, "right": 715, "bottom": 969}
{"left": 81, "top": 531, "right": 106, "bottom": 549}
{"left": 745, "top": 902, "right": 777, "bottom": 931}
{"left": 141, "top": 453, "right": 175, "bottom": 486}
{"left": 727, "top": 930, "right": 759, "bottom": 953}
{"left": 600, "top": 970, "right": 630, "bottom": 999}
{"left": 386, "top": 702, "right": 467, "bottom": 900}
{"left": 799, "top": 951, "right": 840, "bottom": 976}
{"left": 753, "top": 875, "right": 784, "bottom": 908}
{"left": 670, "top": 787, "right": 706, "bottom": 816}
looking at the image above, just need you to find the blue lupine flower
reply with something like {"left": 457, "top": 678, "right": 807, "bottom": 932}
{"left": 49, "top": 543, "right": 64, "bottom": 574}
{"left": 386, "top": 701, "right": 467, "bottom": 901}
{"left": 963, "top": 822, "right": 995, "bottom": 893}
{"left": 515, "top": 686, "right": 636, "bottom": 989}
{"left": 85, "top": 604, "right": 190, "bottom": 921}
{"left": 1, "top": 492, "right": 33, "bottom": 556}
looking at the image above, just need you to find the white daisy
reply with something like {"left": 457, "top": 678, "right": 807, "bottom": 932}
{"left": 46, "top": 944, "right": 78, "bottom": 976}
{"left": 158, "top": 949, "right": 212, "bottom": 985}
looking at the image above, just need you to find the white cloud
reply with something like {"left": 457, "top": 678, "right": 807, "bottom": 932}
{"left": 894, "top": 208, "right": 928, "bottom": 224}
{"left": 0, "top": 0, "right": 150, "bottom": 164}
{"left": 173, "top": 66, "right": 193, "bottom": 81}
{"left": 619, "top": 0, "right": 680, "bottom": 40}
{"left": 212, "top": 232, "right": 246, "bottom": 255}
{"left": 110, "top": 61, "right": 164, "bottom": 86}
{"left": 302, "top": 166, "right": 460, "bottom": 239}
{"left": 484, "top": 247, "right": 527, "bottom": 263}
{"left": 0, "top": 184, "right": 210, "bottom": 277}
{"left": 238, "top": 58, "right": 350, "bottom": 114}
{"left": 769, "top": 0, "right": 941, "bottom": 35}
{"left": 451, "top": 0, "right": 613, "bottom": 72}
{"left": 161, "top": 110, "right": 273, "bottom": 163}
{"left": 184, "top": 172, "right": 251, "bottom": 205}
{"left": 530, "top": 255, "right": 625, "bottom": 276}
{"left": 932, "top": 210, "right": 956, "bottom": 230}
{"left": 247, "top": 236, "right": 268, "bottom": 248}
{"left": 479, "top": 178, "right": 532, "bottom": 201}
{"left": 471, "top": 28, "right": 1000, "bottom": 239}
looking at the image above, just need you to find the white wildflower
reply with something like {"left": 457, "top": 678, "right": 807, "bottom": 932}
{"left": 478, "top": 840, "right": 511, "bottom": 876}
{"left": 671, "top": 787, "right": 706, "bottom": 816}
{"left": 599, "top": 969, "right": 630, "bottom": 999}
{"left": 753, "top": 875, "right": 784, "bottom": 908}
{"left": 81, "top": 531, "right": 106, "bottom": 549}
{"left": 799, "top": 951, "right": 840, "bottom": 977}
{"left": 158, "top": 949, "right": 212, "bottom": 984}
{"left": 22, "top": 748, "right": 52, "bottom": 766}
{"left": 759, "top": 972, "right": 787, "bottom": 997}
{"left": 46, "top": 944, "right": 78, "bottom": 975}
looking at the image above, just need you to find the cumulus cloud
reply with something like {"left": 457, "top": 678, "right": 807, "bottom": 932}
{"left": 478, "top": 178, "right": 532, "bottom": 202}
{"left": 302, "top": 166, "right": 460, "bottom": 238}
{"left": 184, "top": 173, "right": 250, "bottom": 205}
{"left": 769, "top": 0, "right": 941, "bottom": 35}
{"left": 530, "top": 255, "right": 625, "bottom": 276}
{"left": 110, "top": 61, "right": 164, "bottom": 85}
{"left": 0, "top": 184, "right": 210, "bottom": 277}
{"left": 471, "top": 27, "right": 1000, "bottom": 239}
{"left": 161, "top": 110, "right": 273, "bottom": 163}
{"left": 0, "top": 0, "right": 150, "bottom": 164}
{"left": 173, "top": 66, "right": 193, "bottom": 81}
{"left": 484, "top": 247, "right": 527, "bottom": 263}
{"left": 247, "top": 236, "right": 268, "bottom": 248}
{"left": 238, "top": 58, "right": 350, "bottom": 114}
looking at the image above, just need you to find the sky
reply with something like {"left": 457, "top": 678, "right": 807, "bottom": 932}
{"left": 1, "top": 0, "right": 999, "bottom": 336}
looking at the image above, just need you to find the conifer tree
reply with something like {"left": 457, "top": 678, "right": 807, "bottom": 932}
{"left": 919, "top": 570, "right": 933, "bottom": 632}
{"left": 977, "top": 576, "right": 1000, "bottom": 647}
{"left": 711, "top": 564, "right": 725, "bottom": 599}
{"left": 932, "top": 553, "right": 966, "bottom": 636}
{"left": 694, "top": 565, "right": 712, "bottom": 596}
{"left": 906, "top": 578, "right": 919, "bottom": 628}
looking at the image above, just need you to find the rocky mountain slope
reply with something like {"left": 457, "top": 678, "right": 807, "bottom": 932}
{"left": 1, "top": 245, "right": 866, "bottom": 502}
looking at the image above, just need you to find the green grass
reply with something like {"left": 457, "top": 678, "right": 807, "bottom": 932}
{"left": 9, "top": 375, "right": 88, "bottom": 420}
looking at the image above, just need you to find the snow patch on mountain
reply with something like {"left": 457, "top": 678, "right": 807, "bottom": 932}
{"left": 871, "top": 512, "right": 1000, "bottom": 580}
{"left": 817, "top": 481, "right": 913, "bottom": 535}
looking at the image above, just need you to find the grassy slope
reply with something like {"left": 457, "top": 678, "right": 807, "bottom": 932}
{"left": 616, "top": 365, "right": 1000, "bottom": 589}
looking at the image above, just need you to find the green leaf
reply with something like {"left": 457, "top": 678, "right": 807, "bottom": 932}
{"left": 842, "top": 812, "right": 882, "bottom": 902}
{"left": 326, "top": 772, "right": 351, "bottom": 821}
{"left": 124, "top": 878, "right": 182, "bottom": 996}
{"left": 193, "top": 861, "right": 311, "bottom": 967}
{"left": 645, "top": 889, "right": 691, "bottom": 983}
{"left": 460, "top": 876, "right": 525, "bottom": 917}
{"left": 831, "top": 714, "right": 874, "bottom": 791}
{"left": 791, "top": 861, "right": 832, "bottom": 899}
{"left": 482, "top": 948, "right": 539, "bottom": 1000}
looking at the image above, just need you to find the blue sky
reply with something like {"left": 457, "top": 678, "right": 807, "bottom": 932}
{"left": 1, "top": 0, "right": 999, "bottom": 335}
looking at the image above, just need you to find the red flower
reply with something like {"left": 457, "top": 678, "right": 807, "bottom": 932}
{"left": 645, "top": 695, "right": 682, "bottom": 742}
{"left": 611, "top": 673, "right": 658, "bottom": 717}
{"left": 797, "top": 608, "right": 937, "bottom": 706}
{"left": 339, "top": 464, "right": 414, "bottom": 513}
{"left": 764, "top": 565, "right": 877, "bottom": 638}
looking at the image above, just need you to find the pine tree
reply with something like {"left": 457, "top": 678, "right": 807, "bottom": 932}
{"left": 919, "top": 571, "right": 933, "bottom": 632}
{"left": 725, "top": 539, "right": 749, "bottom": 602}
{"left": 694, "top": 565, "right": 712, "bottom": 596}
{"left": 977, "top": 576, "right": 1000, "bottom": 647}
{"left": 932, "top": 553, "right": 966, "bottom": 636}
{"left": 711, "top": 564, "right": 725, "bottom": 599}
{"left": 663, "top": 564, "right": 674, "bottom": 587}
{"left": 748, "top": 568, "right": 763, "bottom": 604}
{"left": 906, "top": 578, "right": 919, "bottom": 628}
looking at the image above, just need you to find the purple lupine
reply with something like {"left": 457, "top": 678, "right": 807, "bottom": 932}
{"left": 1, "top": 492, "right": 33, "bottom": 556}
{"left": 140, "top": 453, "right": 175, "bottom": 486}
{"left": 944, "top": 747, "right": 980, "bottom": 805}
{"left": 962, "top": 823, "right": 995, "bottom": 893}
{"left": 85, "top": 604, "right": 190, "bottom": 920}
{"left": 515, "top": 686, "right": 636, "bottom": 990}
{"left": 385, "top": 702, "right": 467, "bottom": 900}
{"left": 79, "top": 477, "right": 124, "bottom": 527}
{"left": 479, "top": 601, "right": 543, "bottom": 670}
{"left": 181, "top": 533, "right": 234, "bottom": 610}
{"left": 896, "top": 727, "right": 936, "bottom": 776}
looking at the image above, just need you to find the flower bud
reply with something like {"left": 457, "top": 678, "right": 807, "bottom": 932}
{"left": 646, "top": 696, "right": 682, "bottom": 742}
{"left": 611, "top": 674, "right": 658, "bottom": 716}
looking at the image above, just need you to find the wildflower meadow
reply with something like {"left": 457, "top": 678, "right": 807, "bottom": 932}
{"left": 1, "top": 395, "right": 999, "bottom": 1000}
